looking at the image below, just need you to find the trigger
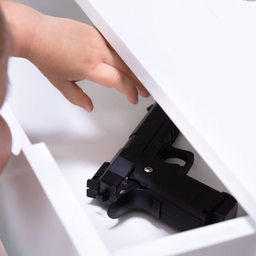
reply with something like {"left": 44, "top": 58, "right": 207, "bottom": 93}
{"left": 107, "top": 189, "right": 161, "bottom": 219}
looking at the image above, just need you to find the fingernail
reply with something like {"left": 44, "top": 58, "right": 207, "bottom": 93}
{"left": 130, "top": 96, "right": 139, "bottom": 105}
{"left": 141, "top": 92, "right": 150, "bottom": 98}
{"left": 84, "top": 105, "right": 92, "bottom": 112}
{"left": 140, "top": 88, "right": 150, "bottom": 97}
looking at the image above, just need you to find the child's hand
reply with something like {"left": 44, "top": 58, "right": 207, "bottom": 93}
{"left": 2, "top": 2, "right": 149, "bottom": 112}
{"left": 29, "top": 16, "right": 149, "bottom": 111}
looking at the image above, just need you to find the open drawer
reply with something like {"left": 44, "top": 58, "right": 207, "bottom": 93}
{"left": 0, "top": 58, "right": 255, "bottom": 255}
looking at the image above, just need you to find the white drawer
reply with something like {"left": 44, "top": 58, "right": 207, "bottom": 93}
{"left": 0, "top": 58, "right": 255, "bottom": 255}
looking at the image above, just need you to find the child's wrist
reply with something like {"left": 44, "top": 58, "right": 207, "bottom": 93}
{"left": 2, "top": 1, "right": 43, "bottom": 59}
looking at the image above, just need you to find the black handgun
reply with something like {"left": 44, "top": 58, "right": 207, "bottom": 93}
{"left": 87, "top": 103, "right": 238, "bottom": 231}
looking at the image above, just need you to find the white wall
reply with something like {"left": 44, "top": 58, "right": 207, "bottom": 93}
{"left": 11, "top": 0, "right": 93, "bottom": 24}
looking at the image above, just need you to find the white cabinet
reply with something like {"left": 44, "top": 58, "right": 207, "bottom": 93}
{"left": 1, "top": 0, "right": 256, "bottom": 255}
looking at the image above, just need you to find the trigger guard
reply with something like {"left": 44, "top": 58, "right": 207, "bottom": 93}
{"left": 160, "top": 147, "right": 194, "bottom": 174}
{"left": 107, "top": 189, "right": 161, "bottom": 219}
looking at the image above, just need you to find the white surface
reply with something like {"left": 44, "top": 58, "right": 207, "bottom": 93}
{"left": 23, "top": 143, "right": 110, "bottom": 256}
{"left": 114, "top": 217, "right": 256, "bottom": 256}
{"left": 0, "top": 103, "right": 109, "bottom": 255}
{"left": 0, "top": 153, "right": 79, "bottom": 256}
{"left": 74, "top": 0, "right": 256, "bottom": 225}
{"left": 0, "top": 104, "right": 31, "bottom": 155}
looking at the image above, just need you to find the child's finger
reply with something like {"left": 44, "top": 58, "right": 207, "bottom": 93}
{"left": 88, "top": 62, "right": 139, "bottom": 104}
{"left": 105, "top": 48, "right": 150, "bottom": 98}
{"left": 56, "top": 81, "right": 93, "bottom": 112}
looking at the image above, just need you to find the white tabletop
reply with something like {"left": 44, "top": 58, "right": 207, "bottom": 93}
{"left": 75, "top": 0, "right": 256, "bottom": 223}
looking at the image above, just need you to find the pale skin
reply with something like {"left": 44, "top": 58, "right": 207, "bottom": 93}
{"left": 0, "top": 1, "right": 150, "bottom": 173}
{"left": 0, "top": 2, "right": 12, "bottom": 173}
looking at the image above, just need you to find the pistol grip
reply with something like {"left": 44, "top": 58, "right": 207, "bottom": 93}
{"left": 107, "top": 189, "right": 161, "bottom": 219}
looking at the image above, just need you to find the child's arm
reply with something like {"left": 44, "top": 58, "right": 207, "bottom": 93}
{"left": 1, "top": 1, "right": 149, "bottom": 111}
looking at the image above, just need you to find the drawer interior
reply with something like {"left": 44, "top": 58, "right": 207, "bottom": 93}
{"left": 2, "top": 53, "right": 253, "bottom": 256}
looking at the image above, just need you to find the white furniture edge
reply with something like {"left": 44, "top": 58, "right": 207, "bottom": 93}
{"left": 0, "top": 103, "right": 110, "bottom": 256}
{"left": 113, "top": 216, "right": 255, "bottom": 256}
